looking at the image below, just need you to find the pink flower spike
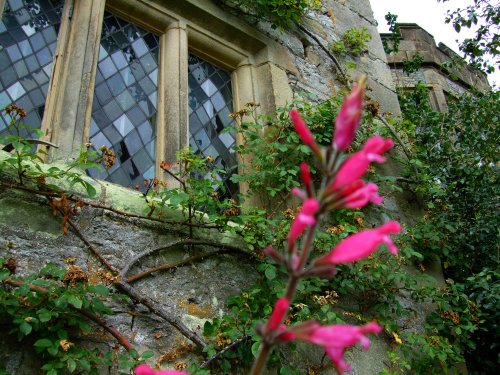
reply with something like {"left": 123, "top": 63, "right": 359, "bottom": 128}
{"left": 334, "top": 76, "right": 366, "bottom": 151}
{"left": 288, "top": 199, "right": 320, "bottom": 246}
{"left": 290, "top": 109, "right": 322, "bottom": 158}
{"left": 266, "top": 298, "right": 290, "bottom": 332}
{"left": 341, "top": 182, "right": 384, "bottom": 209}
{"left": 134, "top": 364, "right": 188, "bottom": 375}
{"left": 314, "top": 221, "right": 401, "bottom": 265}
{"left": 332, "top": 136, "right": 394, "bottom": 189}
{"left": 300, "top": 162, "right": 312, "bottom": 187}
{"left": 294, "top": 322, "right": 382, "bottom": 375}
{"left": 290, "top": 109, "right": 314, "bottom": 146}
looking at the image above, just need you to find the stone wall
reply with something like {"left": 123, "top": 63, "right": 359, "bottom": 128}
{"left": 219, "top": 0, "right": 401, "bottom": 114}
{"left": 0, "top": 157, "right": 259, "bottom": 373}
{"left": 382, "top": 23, "right": 490, "bottom": 112}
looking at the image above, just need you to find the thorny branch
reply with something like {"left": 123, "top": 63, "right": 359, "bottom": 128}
{"left": 57, "top": 209, "right": 207, "bottom": 349}
{"left": 127, "top": 249, "right": 232, "bottom": 283}
{"left": 200, "top": 335, "right": 251, "bottom": 368}
{"left": 64, "top": 213, "right": 118, "bottom": 274}
{"left": 120, "top": 238, "right": 256, "bottom": 278}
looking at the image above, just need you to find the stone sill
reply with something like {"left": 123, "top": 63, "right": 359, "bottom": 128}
{"left": 0, "top": 149, "right": 245, "bottom": 247}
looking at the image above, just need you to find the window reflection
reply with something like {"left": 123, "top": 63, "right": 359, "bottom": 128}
{"left": 87, "top": 11, "right": 159, "bottom": 188}
{"left": 0, "top": 0, "right": 64, "bottom": 138}
{"left": 188, "top": 54, "right": 238, "bottom": 199}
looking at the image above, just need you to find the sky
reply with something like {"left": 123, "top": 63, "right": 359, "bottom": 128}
{"left": 369, "top": 0, "right": 499, "bottom": 86}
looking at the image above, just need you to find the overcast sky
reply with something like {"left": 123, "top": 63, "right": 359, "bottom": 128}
{"left": 369, "top": 0, "right": 498, "bottom": 86}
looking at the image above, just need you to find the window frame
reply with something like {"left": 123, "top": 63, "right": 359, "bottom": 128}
{"left": 2, "top": 0, "right": 295, "bottom": 196}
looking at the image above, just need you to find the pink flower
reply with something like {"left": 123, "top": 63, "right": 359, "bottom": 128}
{"left": 300, "top": 162, "right": 312, "bottom": 188}
{"left": 334, "top": 77, "right": 366, "bottom": 151}
{"left": 290, "top": 109, "right": 322, "bottom": 158}
{"left": 265, "top": 298, "right": 290, "bottom": 332}
{"left": 294, "top": 322, "right": 382, "bottom": 374}
{"left": 288, "top": 198, "right": 320, "bottom": 247}
{"left": 291, "top": 187, "right": 307, "bottom": 201}
{"left": 339, "top": 181, "right": 384, "bottom": 209}
{"left": 134, "top": 364, "right": 188, "bottom": 375}
{"left": 314, "top": 221, "right": 401, "bottom": 265}
{"left": 290, "top": 109, "right": 315, "bottom": 146}
{"left": 300, "top": 162, "right": 314, "bottom": 197}
{"left": 332, "top": 136, "right": 393, "bottom": 189}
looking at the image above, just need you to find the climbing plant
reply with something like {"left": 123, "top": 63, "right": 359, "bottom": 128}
{"left": 331, "top": 27, "right": 372, "bottom": 57}
{"left": 438, "top": 0, "right": 500, "bottom": 73}
{"left": 398, "top": 85, "right": 500, "bottom": 374}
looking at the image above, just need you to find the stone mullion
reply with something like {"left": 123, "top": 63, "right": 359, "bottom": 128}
{"left": 0, "top": 0, "right": 5, "bottom": 19}
{"left": 232, "top": 62, "right": 258, "bottom": 203}
{"left": 157, "top": 21, "right": 188, "bottom": 185}
{"left": 44, "top": 0, "right": 106, "bottom": 161}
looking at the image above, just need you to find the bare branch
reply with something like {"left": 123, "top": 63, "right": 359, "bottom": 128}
{"left": 201, "top": 335, "right": 251, "bottom": 368}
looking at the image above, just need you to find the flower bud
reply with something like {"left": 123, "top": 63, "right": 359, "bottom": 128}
{"left": 334, "top": 76, "right": 366, "bottom": 151}
{"left": 314, "top": 221, "right": 401, "bottom": 265}
{"left": 290, "top": 109, "right": 322, "bottom": 160}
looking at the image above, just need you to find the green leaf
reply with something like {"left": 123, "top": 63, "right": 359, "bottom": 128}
{"left": 67, "top": 295, "right": 83, "bottom": 309}
{"left": 34, "top": 338, "right": 53, "bottom": 348}
{"left": 0, "top": 269, "right": 9, "bottom": 281}
{"left": 19, "top": 322, "right": 32, "bottom": 335}
{"left": 265, "top": 266, "right": 276, "bottom": 280}
{"left": 82, "top": 181, "right": 97, "bottom": 197}
{"left": 78, "top": 321, "right": 91, "bottom": 333}
{"left": 67, "top": 358, "right": 76, "bottom": 373}
{"left": 80, "top": 360, "right": 91, "bottom": 371}
{"left": 47, "top": 345, "right": 58, "bottom": 356}
{"left": 128, "top": 349, "right": 139, "bottom": 360}
{"left": 140, "top": 350, "right": 154, "bottom": 359}
{"left": 168, "top": 191, "right": 190, "bottom": 206}
{"left": 251, "top": 341, "right": 261, "bottom": 358}
{"left": 86, "top": 284, "right": 110, "bottom": 296}
{"left": 203, "top": 321, "right": 217, "bottom": 336}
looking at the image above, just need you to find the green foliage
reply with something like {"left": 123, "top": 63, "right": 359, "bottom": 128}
{"left": 201, "top": 85, "right": 499, "bottom": 373}
{"left": 400, "top": 87, "right": 499, "bottom": 276}
{"left": 462, "top": 269, "right": 500, "bottom": 372}
{"left": 232, "top": 99, "right": 335, "bottom": 201}
{"left": 0, "top": 259, "right": 141, "bottom": 374}
{"left": 331, "top": 27, "right": 372, "bottom": 57}
{"left": 217, "top": 0, "right": 320, "bottom": 30}
{"left": 0, "top": 104, "right": 107, "bottom": 198}
{"left": 253, "top": 0, "right": 321, "bottom": 29}
{"left": 402, "top": 52, "right": 424, "bottom": 75}
{"left": 146, "top": 148, "right": 237, "bottom": 224}
{"left": 399, "top": 85, "right": 499, "bottom": 373}
{"left": 438, "top": 0, "right": 499, "bottom": 73}
{"left": 382, "top": 12, "right": 401, "bottom": 54}
{"left": 232, "top": 96, "right": 379, "bottom": 204}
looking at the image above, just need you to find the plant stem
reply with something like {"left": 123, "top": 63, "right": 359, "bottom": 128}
{"left": 249, "top": 342, "right": 271, "bottom": 375}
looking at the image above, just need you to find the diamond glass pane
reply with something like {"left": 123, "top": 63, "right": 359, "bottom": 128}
{"left": 0, "top": 0, "right": 64, "bottom": 138}
{"left": 87, "top": 12, "right": 159, "bottom": 188}
{"left": 188, "top": 54, "right": 238, "bottom": 198}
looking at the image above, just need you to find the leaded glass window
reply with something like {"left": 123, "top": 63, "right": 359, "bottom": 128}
{"left": 88, "top": 11, "right": 159, "bottom": 188}
{"left": 188, "top": 54, "right": 238, "bottom": 198}
{"left": 0, "top": 0, "right": 64, "bottom": 138}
